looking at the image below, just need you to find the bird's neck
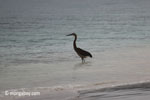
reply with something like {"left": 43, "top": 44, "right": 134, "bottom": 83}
{"left": 73, "top": 35, "right": 77, "bottom": 49}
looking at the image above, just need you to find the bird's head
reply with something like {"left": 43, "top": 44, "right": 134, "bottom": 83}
{"left": 66, "top": 33, "right": 76, "bottom": 37}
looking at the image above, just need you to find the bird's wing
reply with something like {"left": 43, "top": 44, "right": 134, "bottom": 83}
{"left": 77, "top": 48, "right": 92, "bottom": 58}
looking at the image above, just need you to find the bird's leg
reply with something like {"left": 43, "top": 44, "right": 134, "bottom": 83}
{"left": 83, "top": 59, "right": 85, "bottom": 63}
{"left": 81, "top": 58, "right": 85, "bottom": 63}
{"left": 81, "top": 58, "right": 84, "bottom": 63}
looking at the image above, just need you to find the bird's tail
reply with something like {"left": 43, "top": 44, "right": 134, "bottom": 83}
{"left": 89, "top": 53, "right": 92, "bottom": 58}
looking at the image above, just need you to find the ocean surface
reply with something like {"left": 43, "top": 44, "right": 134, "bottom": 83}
{"left": 0, "top": 0, "right": 150, "bottom": 100}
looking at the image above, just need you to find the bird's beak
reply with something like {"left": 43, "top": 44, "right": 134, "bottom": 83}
{"left": 66, "top": 34, "right": 72, "bottom": 36}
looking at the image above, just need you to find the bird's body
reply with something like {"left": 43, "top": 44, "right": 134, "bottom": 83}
{"left": 67, "top": 33, "right": 92, "bottom": 63}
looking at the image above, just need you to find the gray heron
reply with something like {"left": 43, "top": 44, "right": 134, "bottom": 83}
{"left": 66, "top": 33, "right": 92, "bottom": 63}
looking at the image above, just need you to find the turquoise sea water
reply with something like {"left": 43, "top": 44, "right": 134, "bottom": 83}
{"left": 0, "top": 0, "right": 150, "bottom": 67}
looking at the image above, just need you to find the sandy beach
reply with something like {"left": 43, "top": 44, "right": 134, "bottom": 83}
{"left": 1, "top": 45, "right": 150, "bottom": 100}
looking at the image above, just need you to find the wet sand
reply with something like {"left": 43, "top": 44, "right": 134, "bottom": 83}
{"left": 1, "top": 45, "right": 150, "bottom": 100}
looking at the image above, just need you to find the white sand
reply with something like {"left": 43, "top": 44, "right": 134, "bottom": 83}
{"left": 1, "top": 45, "right": 150, "bottom": 100}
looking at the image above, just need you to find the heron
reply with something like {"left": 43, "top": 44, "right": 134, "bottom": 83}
{"left": 66, "top": 33, "right": 92, "bottom": 63}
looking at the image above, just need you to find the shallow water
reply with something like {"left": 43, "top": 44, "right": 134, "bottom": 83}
{"left": 1, "top": 45, "right": 150, "bottom": 100}
{"left": 0, "top": 0, "right": 150, "bottom": 67}
{"left": 0, "top": 0, "right": 150, "bottom": 100}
